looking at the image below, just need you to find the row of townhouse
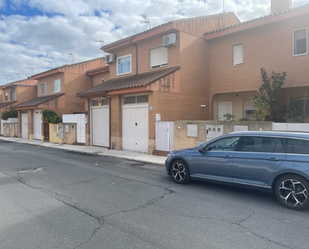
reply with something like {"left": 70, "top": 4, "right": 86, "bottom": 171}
{"left": 0, "top": 58, "right": 105, "bottom": 139}
{"left": 1, "top": 0, "right": 309, "bottom": 155}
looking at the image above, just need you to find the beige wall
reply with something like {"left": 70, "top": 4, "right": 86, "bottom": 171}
{"left": 173, "top": 120, "right": 273, "bottom": 150}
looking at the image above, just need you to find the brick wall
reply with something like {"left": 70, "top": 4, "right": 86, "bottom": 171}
{"left": 208, "top": 14, "right": 309, "bottom": 119}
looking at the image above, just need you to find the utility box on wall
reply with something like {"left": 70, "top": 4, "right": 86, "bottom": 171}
{"left": 187, "top": 124, "right": 198, "bottom": 137}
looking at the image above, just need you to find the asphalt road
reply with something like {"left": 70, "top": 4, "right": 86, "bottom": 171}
{"left": 0, "top": 140, "right": 308, "bottom": 249}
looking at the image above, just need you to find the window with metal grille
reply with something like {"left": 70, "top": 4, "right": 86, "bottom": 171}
{"left": 290, "top": 97, "right": 309, "bottom": 117}
{"left": 243, "top": 99, "right": 255, "bottom": 117}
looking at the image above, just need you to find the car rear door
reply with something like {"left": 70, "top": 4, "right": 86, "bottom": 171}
{"left": 232, "top": 136, "right": 286, "bottom": 187}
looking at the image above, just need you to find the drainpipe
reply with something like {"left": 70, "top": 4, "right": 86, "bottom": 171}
{"left": 129, "top": 39, "right": 138, "bottom": 75}
{"left": 102, "top": 94, "right": 112, "bottom": 150}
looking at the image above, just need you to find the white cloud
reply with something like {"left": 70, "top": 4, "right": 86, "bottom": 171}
{"left": 0, "top": 0, "right": 307, "bottom": 85}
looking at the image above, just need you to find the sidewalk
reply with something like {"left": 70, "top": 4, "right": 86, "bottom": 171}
{"left": 0, "top": 137, "right": 167, "bottom": 165}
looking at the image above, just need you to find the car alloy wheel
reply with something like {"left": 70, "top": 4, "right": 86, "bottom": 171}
{"left": 170, "top": 159, "right": 190, "bottom": 184}
{"left": 275, "top": 175, "right": 309, "bottom": 210}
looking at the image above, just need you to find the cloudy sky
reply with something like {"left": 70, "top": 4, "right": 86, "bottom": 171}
{"left": 0, "top": 0, "right": 307, "bottom": 86}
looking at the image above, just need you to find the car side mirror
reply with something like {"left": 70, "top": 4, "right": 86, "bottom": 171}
{"left": 197, "top": 143, "right": 206, "bottom": 152}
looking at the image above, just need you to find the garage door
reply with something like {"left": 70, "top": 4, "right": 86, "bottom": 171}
{"left": 33, "top": 109, "right": 42, "bottom": 140}
{"left": 91, "top": 107, "right": 109, "bottom": 147}
{"left": 122, "top": 104, "right": 148, "bottom": 153}
{"left": 22, "top": 113, "right": 28, "bottom": 139}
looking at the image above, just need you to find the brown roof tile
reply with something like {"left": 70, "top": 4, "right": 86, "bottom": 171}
{"left": 14, "top": 93, "right": 64, "bottom": 109}
{"left": 0, "top": 101, "right": 16, "bottom": 109}
{"left": 77, "top": 66, "right": 180, "bottom": 97}
{"left": 86, "top": 65, "right": 109, "bottom": 75}
{"left": 204, "top": 4, "right": 309, "bottom": 36}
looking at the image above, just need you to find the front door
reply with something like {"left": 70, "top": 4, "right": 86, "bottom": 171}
{"left": 77, "top": 114, "right": 85, "bottom": 144}
{"left": 22, "top": 113, "right": 28, "bottom": 139}
{"left": 218, "top": 101, "right": 232, "bottom": 121}
{"left": 91, "top": 107, "right": 109, "bottom": 147}
{"left": 33, "top": 109, "right": 42, "bottom": 140}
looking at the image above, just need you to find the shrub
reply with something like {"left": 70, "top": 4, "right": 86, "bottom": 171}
{"left": 42, "top": 109, "right": 62, "bottom": 124}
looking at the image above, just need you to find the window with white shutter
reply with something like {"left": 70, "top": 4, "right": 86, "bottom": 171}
{"left": 233, "top": 43, "right": 243, "bottom": 66}
{"left": 150, "top": 47, "right": 168, "bottom": 68}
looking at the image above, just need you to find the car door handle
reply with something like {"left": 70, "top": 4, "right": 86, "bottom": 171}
{"left": 267, "top": 158, "right": 279, "bottom": 161}
{"left": 223, "top": 155, "right": 232, "bottom": 159}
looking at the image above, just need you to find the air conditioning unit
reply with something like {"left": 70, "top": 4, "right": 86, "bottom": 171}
{"left": 105, "top": 53, "right": 116, "bottom": 63}
{"left": 163, "top": 33, "right": 177, "bottom": 47}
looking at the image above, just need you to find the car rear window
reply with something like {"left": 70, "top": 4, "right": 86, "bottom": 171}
{"left": 238, "top": 136, "right": 284, "bottom": 153}
{"left": 285, "top": 138, "right": 309, "bottom": 154}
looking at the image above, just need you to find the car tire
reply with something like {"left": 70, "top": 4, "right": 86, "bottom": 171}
{"left": 275, "top": 174, "right": 309, "bottom": 210}
{"left": 170, "top": 159, "right": 191, "bottom": 184}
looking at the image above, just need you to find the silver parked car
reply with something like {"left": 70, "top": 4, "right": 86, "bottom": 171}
{"left": 165, "top": 131, "right": 309, "bottom": 210}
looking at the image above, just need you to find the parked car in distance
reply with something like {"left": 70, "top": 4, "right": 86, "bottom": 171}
{"left": 165, "top": 131, "right": 309, "bottom": 210}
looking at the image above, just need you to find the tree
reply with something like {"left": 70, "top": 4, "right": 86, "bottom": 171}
{"left": 1, "top": 108, "right": 18, "bottom": 120}
{"left": 42, "top": 109, "right": 62, "bottom": 124}
{"left": 253, "top": 68, "right": 287, "bottom": 121}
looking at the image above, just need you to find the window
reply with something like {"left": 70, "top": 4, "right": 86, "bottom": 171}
{"left": 293, "top": 28, "right": 307, "bottom": 55}
{"left": 54, "top": 79, "right": 61, "bottom": 92}
{"left": 290, "top": 97, "right": 309, "bottom": 117}
{"left": 233, "top": 43, "right": 243, "bottom": 65}
{"left": 5, "top": 93, "right": 8, "bottom": 101}
{"left": 285, "top": 138, "right": 309, "bottom": 154}
{"left": 40, "top": 83, "right": 46, "bottom": 95}
{"left": 150, "top": 47, "right": 168, "bottom": 68}
{"left": 123, "top": 95, "right": 148, "bottom": 104}
{"left": 90, "top": 98, "right": 109, "bottom": 107}
{"left": 117, "top": 54, "right": 131, "bottom": 75}
{"left": 238, "top": 136, "right": 284, "bottom": 153}
{"left": 205, "top": 136, "right": 240, "bottom": 151}
{"left": 10, "top": 88, "right": 16, "bottom": 101}
{"left": 243, "top": 99, "right": 255, "bottom": 117}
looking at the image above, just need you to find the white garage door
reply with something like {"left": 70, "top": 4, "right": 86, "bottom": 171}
{"left": 122, "top": 104, "right": 148, "bottom": 153}
{"left": 33, "top": 109, "right": 42, "bottom": 140}
{"left": 91, "top": 107, "right": 109, "bottom": 147}
{"left": 22, "top": 113, "right": 28, "bottom": 139}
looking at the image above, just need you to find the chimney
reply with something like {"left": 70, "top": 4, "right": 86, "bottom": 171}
{"left": 271, "top": 0, "right": 292, "bottom": 14}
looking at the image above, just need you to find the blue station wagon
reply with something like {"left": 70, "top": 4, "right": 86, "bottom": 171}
{"left": 165, "top": 131, "right": 309, "bottom": 210}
